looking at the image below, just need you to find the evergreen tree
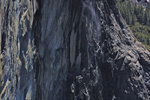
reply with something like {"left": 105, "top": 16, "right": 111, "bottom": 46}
{"left": 116, "top": 0, "right": 150, "bottom": 51}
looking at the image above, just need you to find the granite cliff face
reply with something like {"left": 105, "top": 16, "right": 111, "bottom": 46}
{"left": 1, "top": 0, "right": 150, "bottom": 100}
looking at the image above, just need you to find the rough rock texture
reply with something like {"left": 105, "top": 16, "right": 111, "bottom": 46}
{"left": 0, "top": 0, "right": 37, "bottom": 99}
{"left": 0, "top": 0, "right": 150, "bottom": 100}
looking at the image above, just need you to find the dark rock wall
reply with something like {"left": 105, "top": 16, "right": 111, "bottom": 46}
{"left": 0, "top": 0, "right": 150, "bottom": 100}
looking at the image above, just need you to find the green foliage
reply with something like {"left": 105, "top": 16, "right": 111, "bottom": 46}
{"left": 117, "top": 0, "right": 150, "bottom": 51}
{"left": 117, "top": 0, "right": 136, "bottom": 25}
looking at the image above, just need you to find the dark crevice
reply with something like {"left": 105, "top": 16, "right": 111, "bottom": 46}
{"left": 32, "top": 0, "right": 42, "bottom": 99}
{"left": 33, "top": 0, "right": 42, "bottom": 80}
{"left": 1, "top": 1, "right": 10, "bottom": 54}
{"left": 100, "top": 62, "right": 113, "bottom": 100}
{"left": 1, "top": 33, "right": 6, "bottom": 54}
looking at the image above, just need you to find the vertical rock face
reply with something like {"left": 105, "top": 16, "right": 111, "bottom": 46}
{"left": 0, "top": 0, "right": 37, "bottom": 99}
{"left": 1, "top": 0, "right": 150, "bottom": 100}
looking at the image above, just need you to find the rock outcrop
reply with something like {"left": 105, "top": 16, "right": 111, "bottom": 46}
{"left": 0, "top": 0, "right": 150, "bottom": 100}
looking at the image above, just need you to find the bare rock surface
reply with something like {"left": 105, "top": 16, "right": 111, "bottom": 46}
{"left": 0, "top": 0, "right": 150, "bottom": 100}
